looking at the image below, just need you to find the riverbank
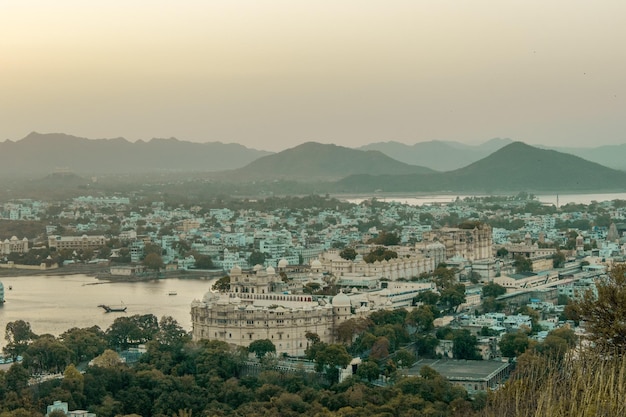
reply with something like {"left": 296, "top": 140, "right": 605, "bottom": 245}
{"left": 0, "top": 263, "right": 224, "bottom": 281}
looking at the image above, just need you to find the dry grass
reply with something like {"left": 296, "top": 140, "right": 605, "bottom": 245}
{"left": 481, "top": 350, "right": 626, "bottom": 417}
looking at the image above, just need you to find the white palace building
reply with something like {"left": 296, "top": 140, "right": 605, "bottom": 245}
{"left": 191, "top": 264, "right": 354, "bottom": 356}
{"left": 190, "top": 262, "right": 436, "bottom": 356}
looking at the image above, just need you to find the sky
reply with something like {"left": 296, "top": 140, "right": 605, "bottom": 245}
{"left": 2, "top": 1, "right": 625, "bottom": 152}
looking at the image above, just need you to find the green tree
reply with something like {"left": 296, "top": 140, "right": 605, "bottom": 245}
{"left": 105, "top": 314, "right": 158, "bottom": 350}
{"left": 439, "top": 284, "right": 466, "bottom": 313}
{"left": 339, "top": 247, "right": 357, "bottom": 261}
{"left": 406, "top": 305, "right": 435, "bottom": 333}
{"left": 60, "top": 326, "right": 108, "bottom": 363}
{"left": 370, "top": 231, "right": 400, "bottom": 246}
{"left": 4, "top": 320, "right": 37, "bottom": 360}
{"left": 482, "top": 282, "right": 506, "bottom": 298}
{"left": 552, "top": 251, "right": 566, "bottom": 268}
{"left": 248, "top": 339, "right": 276, "bottom": 359}
{"left": 499, "top": 332, "right": 531, "bottom": 358}
{"left": 193, "top": 254, "right": 213, "bottom": 269}
{"left": 452, "top": 329, "right": 481, "bottom": 360}
{"left": 91, "top": 349, "right": 123, "bottom": 368}
{"left": 414, "top": 291, "right": 440, "bottom": 306}
{"left": 496, "top": 247, "right": 509, "bottom": 258}
{"left": 157, "top": 316, "right": 190, "bottom": 348}
{"left": 23, "top": 334, "right": 72, "bottom": 374}
{"left": 143, "top": 252, "right": 164, "bottom": 273}
{"left": 248, "top": 251, "right": 266, "bottom": 266}
{"left": 212, "top": 275, "right": 230, "bottom": 292}
{"left": 363, "top": 247, "right": 398, "bottom": 263}
{"left": 513, "top": 255, "right": 533, "bottom": 274}
{"left": 577, "top": 263, "right": 626, "bottom": 353}
{"left": 356, "top": 360, "right": 380, "bottom": 382}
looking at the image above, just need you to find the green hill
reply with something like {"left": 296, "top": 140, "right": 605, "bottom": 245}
{"left": 359, "top": 138, "right": 512, "bottom": 171}
{"left": 335, "top": 142, "right": 626, "bottom": 193}
{"left": 231, "top": 142, "right": 436, "bottom": 181}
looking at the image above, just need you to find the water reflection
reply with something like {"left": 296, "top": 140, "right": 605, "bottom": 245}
{"left": 0, "top": 274, "right": 214, "bottom": 347}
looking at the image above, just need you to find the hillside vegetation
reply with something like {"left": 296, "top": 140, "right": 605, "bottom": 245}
{"left": 230, "top": 142, "right": 436, "bottom": 181}
{"left": 335, "top": 142, "right": 626, "bottom": 193}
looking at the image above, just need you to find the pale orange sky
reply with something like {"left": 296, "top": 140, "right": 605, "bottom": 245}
{"left": 1, "top": 1, "right": 625, "bottom": 151}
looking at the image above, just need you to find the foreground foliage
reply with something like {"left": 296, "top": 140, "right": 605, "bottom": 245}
{"left": 482, "top": 350, "right": 626, "bottom": 417}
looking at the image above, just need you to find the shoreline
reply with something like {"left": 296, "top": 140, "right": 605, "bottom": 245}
{"left": 0, "top": 263, "right": 224, "bottom": 281}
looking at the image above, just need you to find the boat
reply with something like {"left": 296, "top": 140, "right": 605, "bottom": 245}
{"left": 98, "top": 304, "right": 127, "bottom": 313}
{"left": 168, "top": 291, "right": 177, "bottom": 296}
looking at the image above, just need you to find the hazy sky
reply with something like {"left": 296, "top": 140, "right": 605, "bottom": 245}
{"left": 2, "top": 1, "right": 625, "bottom": 151}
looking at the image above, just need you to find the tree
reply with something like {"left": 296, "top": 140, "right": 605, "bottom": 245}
{"left": 406, "top": 305, "right": 435, "bottom": 333}
{"left": 248, "top": 339, "right": 276, "bottom": 359}
{"left": 513, "top": 255, "right": 533, "bottom": 274}
{"left": 248, "top": 251, "right": 266, "bottom": 267}
{"left": 312, "top": 343, "right": 352, "bottom": 382}
{"left": 356, "top": 360, "right": 380, "bottom": 382}
{"left": 496, "top": 247, "right": 509, "bottom": 258}
{"left": 393, "top": 348, "right": 416, "bottom": 368}
{"left": 482, "top": 282, "right": 506, "bottom": 298}
{"left": 414, "top": 291, "right": 440, "bottom": 306}
{"left": 91, "top": 349, "right": 123, "bottom": 368}
{"left": 452, "top": 329, "right": 480, "bottom": 360}
{"left": 4, "top": 320, "right": 37, "bottom": 360}
{"left": 105, "top": 314, "right": 159, "bottom": 350}
{"left": 23, "top": 334, "right": 72, "bottom": 374}
{"left": 339, "top": 247, "right": 357, "bottom": 261}
{"left": 336, "top": 318, "right": 371, "bottom": 344}
{"left": 363, "top": 247, "right": 398, "bottom": 263}
{"left": 143, "top": 253, "right": 164, "bottom": 273}
{"left": 552, "top": 251, "right": 566, "bottom": 268}
{"left": 370, "top": 231, "right": 400, "bottom": 246}
{"left": 498, "top": 332, "right": 531, "bottom": 358}
{"left": 577, "top": 265, "right": 626, "bottom": 353}
{"left": 212, "top": 275, "right": 230, "bottom": 292}
{"left": 193, "top": 254, "right": 214, "bottom": 269}
{"left": 61, "top": 326, "right": 108, "bottom": 363}
{"left": 439, "top": 284, "right": 466, "bottom": 313}
{"left": 157, "top": 316, "right": 190, "bottom": 348}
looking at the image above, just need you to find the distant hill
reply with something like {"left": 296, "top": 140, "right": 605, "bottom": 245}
{"left": 358, "top": 138, "right": 513, "bottom": 171}
{"left": 0, "top": 132, "right": 271, "bottom": 175}
{"left": 336, "top": 142, "right": 626, "bottom": 193}
{"left": 231, "top": 142, "right": 436, "bottom": 181}
{"left": 549, "top": 144, "right": 626, "bottom": 171}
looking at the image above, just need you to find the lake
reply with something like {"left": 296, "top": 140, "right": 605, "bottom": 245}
{"left": 0, "top": 274, "right": 215, "bottom": 347}
{"left": 345, "top": 192, "right": 626, "bottom": 206}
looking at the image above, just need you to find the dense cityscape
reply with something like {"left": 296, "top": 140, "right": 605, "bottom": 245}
{"left": 0, "top": 192, "right": 623, "bottom": 416}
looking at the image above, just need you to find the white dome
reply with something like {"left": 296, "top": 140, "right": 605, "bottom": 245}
{"left": 332, "top": 291, "right": 351, "bottom": 307}
{"left": 311, "top": 260, "right": 322, "bottom": 268}
{"left": 230, "top": 265, "right": 242, "bottom": 275}
{"left": 266, "top": 266, "right": 276, "bottom": 275}
{"left": 253, "top": 264, "right": 263, "bottom": 271}
{"left": 278, "top": 258, "right": 289, "bottom": 268}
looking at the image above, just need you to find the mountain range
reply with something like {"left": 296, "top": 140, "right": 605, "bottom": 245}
{"left": 0, "top": 132, "right": 271, "bottom": 175}
{"left": 335, "top": 142, "right": 626, "bottom": 193}
{"left": 358, "top": 138, "right": 514, "bottom": 171}
{"left": 228, "top": 142, "right": 435, "bottom": 181}
{"left": 2, "top": 132, "right": 626, "bottom": 194}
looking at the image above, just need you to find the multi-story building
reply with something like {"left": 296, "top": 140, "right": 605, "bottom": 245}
{"left": 422, "top": 224, "right": 493, "bottom": 261}
{"left": 0, "top": 236, "right": 29, "bottom": 255}
{"left": 48, "top": 235, "right": 106, "bottom": 251}
{"left": 191, "top": 265, "right": 353, "bottom": 356}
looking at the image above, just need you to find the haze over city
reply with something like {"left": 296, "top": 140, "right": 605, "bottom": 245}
{"left": 3, "top": 1, "right": 625, "bottom": 151}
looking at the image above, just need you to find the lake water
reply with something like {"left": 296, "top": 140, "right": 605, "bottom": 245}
{"left": 346, "top": 192, "right": 626, "bottom": 207}
{"left": 0, "top": 274, "right": 215, "bottom": 347}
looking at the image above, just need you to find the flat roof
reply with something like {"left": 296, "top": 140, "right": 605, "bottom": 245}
{"left": 408, "top": 359, "right": 510, "bottom": 382}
